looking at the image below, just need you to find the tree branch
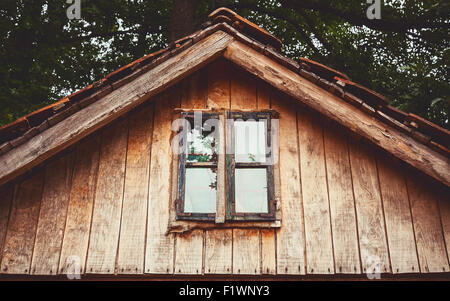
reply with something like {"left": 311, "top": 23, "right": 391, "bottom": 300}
{"left": 281, "top": 0, "right": 450, "bottom": 32}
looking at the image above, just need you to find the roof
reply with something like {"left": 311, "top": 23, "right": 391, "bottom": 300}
{"left": 0, "top": 7, "right": 448, "bottom": 186}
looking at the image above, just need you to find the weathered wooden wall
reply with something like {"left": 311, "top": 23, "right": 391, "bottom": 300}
{"left": 0, "top": 60, "right": 449, "bottom": 277}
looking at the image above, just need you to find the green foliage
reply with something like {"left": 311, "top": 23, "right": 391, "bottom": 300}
{"left": 0, "top": 0, "right": 448, "bottom": 128}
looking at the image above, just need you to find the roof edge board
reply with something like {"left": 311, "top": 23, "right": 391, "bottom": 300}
{"left": 0, "top": 30, "right": 235, "bottom": 187}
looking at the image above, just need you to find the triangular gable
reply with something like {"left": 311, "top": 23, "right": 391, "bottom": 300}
{"left": 0, "top": 8, "right": 448, "bottom": 187}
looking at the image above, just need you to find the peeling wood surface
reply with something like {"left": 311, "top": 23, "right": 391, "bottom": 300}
{"left": 204, "top": 230, "right": 232, "bottom": 274}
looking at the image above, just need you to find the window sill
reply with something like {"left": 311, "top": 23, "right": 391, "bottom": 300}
{"left": 167, "top": 220, "right": 281, "bottom": 234}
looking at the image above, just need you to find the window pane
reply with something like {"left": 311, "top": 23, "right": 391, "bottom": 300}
{"left": 186, "top": 118, "right": 217, "bottom": 163}
{"left": 184, "top": 168, "right": 217, "bottom": 213}
{"left": 234, "top": 120, "right": 266, "bottom": 163}
{"left": 235, "top": 168, "right": 268, "bottom": 213}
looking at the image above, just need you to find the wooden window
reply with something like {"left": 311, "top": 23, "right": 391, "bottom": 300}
{"left": 174, "top": 110, "right": 279, "bottom": 225}
{"left": 176, "top": 112, "right": 219, "bottom": 221}
{"left": 226, "top": 111, "right": 276, "bottom": 221}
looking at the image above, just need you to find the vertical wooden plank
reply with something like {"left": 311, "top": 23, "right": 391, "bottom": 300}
{"left": 1, "top": 172, "right": 44, "bottom": 274}
{"left": 348, "top": 137, "right": 391, "bottom": 274}
{"left": 257, "top": 80, "right": 271, "bottom": 110}
{"left": 206, "top": 58, "right": 230, "bottom": 109}
{"left": 230, "top": 68, "right": 260, "bottom": 275}
{"left": 181, "top": 69, "right": 207, "bottom": 109}
{"left": 230, "top": 64, "right": 257, "bottom": 111}
{"left": 377, "top": 154, "right": 419, "bottom": 274}
{"left": 205, "top": 59, "right": 232, "bottom": 274}
{"left": 437, "top": 185, "right": 450, "bottom": 265}
{"left": 406, "top": 169, "right": 449, "bottom": 273}
{"left": 175, "top": 75, "right": 205, "bottom": 275}
{"left": 85, "top": 117, "right": 128, "bottom": 274}
{"left": 258, "top": 80, "right": 276, "bottom": 275}
{"left": 117, "top": 104, "right": 154, "bottom": 274}
{"left": 272, "top": 94, "right": 305, "bottom": 275}
{"left": 0, "top": 185, "right": 13, "bottom": 267}
{"left": 59, "top": 136, "right": 100, "bottom": 275}
{"left": 145, "top": 89, "right": 179, "bottom": 274}
{"left": 233, "top": 229, "right": 260, "bottom": 274}
{"left": 31, "top": 152, "right": 75, "bottom": 275}
{"left": 205, "top": 230, "right": 232, "bottom": 274}
{"left": 323, "top": 122, "right": 361, "bottom": 274}
{"left": 298, "top": 109, "right": 334, "bottom": 274}
{"left": 174, "top": 231, "right": 204, "bottom": 274}
{"left": 261, "top": 229, "right": 276, "bottom": 274}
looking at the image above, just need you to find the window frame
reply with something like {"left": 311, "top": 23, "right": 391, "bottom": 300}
{"left": 225, "top": 111, "right": 276, "bottom": 221}
{"left": 173, "top": 109, "right": 279, "bottom": 226}
{"left": 175, "top": 111, "right": 219, "bottom": 222}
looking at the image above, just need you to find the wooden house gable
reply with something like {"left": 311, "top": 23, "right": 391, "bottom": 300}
{"left": 0, "top": 8, "right": 449, "bottom": 279}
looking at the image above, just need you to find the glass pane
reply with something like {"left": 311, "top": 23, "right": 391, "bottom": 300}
{"left": 235, "top": 168, "right": 268, "bottom": 213}
{"left": 184, "top": 168, "right": 217, "bottom": 213}
{"left": 234, "top": 120, "right": 266, "bottom": 163}
{"left": 186, "top": 118, "right": 217, "bottom": 163}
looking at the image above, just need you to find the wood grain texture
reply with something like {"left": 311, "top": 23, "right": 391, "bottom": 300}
{"left": 181, "top": 69, "right": 207, "bottom": 109}
{"left": 348, "top": 137, "right": 390, "bottom": 274}
{"left": 230, "top": 69, "right": 261, "bottom": 275}
{"left": 174, "top": 75, "right": 205, "bottom": 275}
{"left": 59, "top": 136, "right": 101, "bottom": 275}
{"left": 323, "top": 122, "right": 361, "bottom": 274}
{"left": 174, "top": 230, "right": 204, "bottom": 275}
{"left": 145, "top": 89, "right": 179, "bottom": 274}
{"left": 406, "top": 170, "right": 449, "bottom": 273}
{"left": 205, "top": 230, "right": 232, "bottom": 274}
{"left": 258, "top": 82, "right": 276, "bottom": 275}
{"left": 205, "top": 60, "right": 232, "bottom": 273}
{"left": 1, "top": 172, "right": 44, "bottom": 274}
{"left": 31, "top": 152, "right": 75, "bottom": 275}
{"left": 0, "top": 30, "right": 234, "bottom": 187}
{"left": 377, "top": 154, "right": 419, "bottom": 274}
{"left": 224, "top": 40, "right": 450, "bottom": 187}
{"left": 272, "top": 94, "right": 305, "bottom": 275}
{"left": 233, "top": 229, "right": 260, "bottom": 274}
{"left": 207, "top": 58, "right": 230, "bottom": 109}
{"left": 117, "top": 104, "right": 154, "bottom": 274}
{"left": 257, "top": 81, "right": 271, "bottom": 110}
{"left": 230, "top": 64, "right": 257, "bottom": 110}
{"left": 261, "top": 229, "right": 276, "bottom": 274}
{"left": 85, "top": 118, "right": 129, "bottom": 274}
{"left": 298, "top": 109, "right": 334, "bottom": 274}
{"left": 437, "top": 186, "right": 450, "bottom": 264}
{"left": 0, "top": 185, "right": 13, "bottom": 267}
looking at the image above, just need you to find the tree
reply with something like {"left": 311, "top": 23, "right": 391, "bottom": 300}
{"left": 0, "top": 0, "right": 448, "bottom": 128}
